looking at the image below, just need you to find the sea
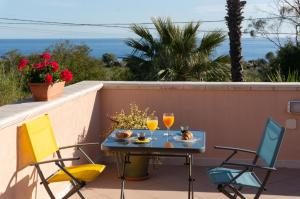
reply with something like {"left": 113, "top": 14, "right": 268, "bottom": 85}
{"left": 0, "top": 38, "right": 280, "bottom": 61}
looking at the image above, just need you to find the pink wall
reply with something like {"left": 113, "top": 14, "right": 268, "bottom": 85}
{"left": 0, "top": 82, "right": 102, "bottom": 199}
{"left": 1, "top": 81, "right": 300, "bottom": 199}
{"left": 99, "top": 82, "right": 300, "bottom": 167}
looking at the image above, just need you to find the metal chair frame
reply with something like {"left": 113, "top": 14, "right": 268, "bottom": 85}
{"left": 210, "top": 118, "right": 285, "bottom": 199}
{"left": 31, "top": 143, "right": 99, "bottom": 199}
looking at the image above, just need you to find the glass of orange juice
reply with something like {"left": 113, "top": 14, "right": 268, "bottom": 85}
{"left": 163, "top": 113, "right": 174, "bottom": 136}
{"left": 146, "top": 115, "right": 158, "bottom": 140}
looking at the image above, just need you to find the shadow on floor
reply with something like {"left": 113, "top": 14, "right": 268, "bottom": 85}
{"left": 84, "top": 165, "right": 300, "bottom": 198}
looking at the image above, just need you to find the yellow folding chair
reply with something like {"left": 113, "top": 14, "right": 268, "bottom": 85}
{"left": 20, "top": 114, "right": 106, "bottom": 199}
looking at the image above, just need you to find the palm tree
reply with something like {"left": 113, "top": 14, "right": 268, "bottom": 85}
{"left": 225, "top": 0, "right": 246, "bottom": 82}
{"left": 125, "top": 17, "right": 230, "bottom": 81}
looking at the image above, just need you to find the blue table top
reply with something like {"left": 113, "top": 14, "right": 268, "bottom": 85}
{"left": 101, "top": 129, "right": 206, "bottom": 154}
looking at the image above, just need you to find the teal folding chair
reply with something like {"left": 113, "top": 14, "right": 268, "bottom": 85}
{"left": 208, "top": 118, "right": 285, "bottom": 199}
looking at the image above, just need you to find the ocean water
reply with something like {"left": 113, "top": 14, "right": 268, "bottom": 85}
{"left": 0, "top": 38, "right": 278, "bottom": 61}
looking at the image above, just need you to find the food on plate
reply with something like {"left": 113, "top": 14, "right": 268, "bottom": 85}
{"left": 182, "top": 131, "right": 193, "bottom": 140}
{"left": 115, "top": 130, "right": 133, "bottom": 139}
{"left": 180, "top": 126, "right": 193, "bottom": 140}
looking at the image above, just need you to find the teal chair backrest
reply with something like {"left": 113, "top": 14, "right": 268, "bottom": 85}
{"left": 257, "top": 118, "right": 285, "bottom": 167}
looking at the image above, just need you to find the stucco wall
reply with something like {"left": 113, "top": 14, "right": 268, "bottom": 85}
{"left": 1, "top": 81, "right": 300, "bottom": 199}
{"left": 0, "top": 81, "right": 103, "bottom": 199}
{"left": 99, "top": 82, "right": 300, "bottom": 168}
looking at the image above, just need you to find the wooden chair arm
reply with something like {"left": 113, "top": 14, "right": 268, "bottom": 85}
{"left": 30, "top": 157, "right": 80, "bottom": 166}
{"left": 59, "top": 142, "right": 100, "bottom": 150}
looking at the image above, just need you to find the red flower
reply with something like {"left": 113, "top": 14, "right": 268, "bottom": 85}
{"left": 41, "top": 52, "right": 51, "bottom": 60}
{"left": 45, "top": 73, "right": 53, "bottom": 84}
{"left": 33, "top": 62, "right": 44, "bottom": 70}
{"left": 60, "top": 69, "right": 73, "bottom": 82}
{"left": 18, "top": 59, "right": 29, "bottom": 71}
{"left": 50, "top": 61, "right": 59, "bottom": 72}
{"left": 17, "top": 53, "right": 74, "bottom": 84}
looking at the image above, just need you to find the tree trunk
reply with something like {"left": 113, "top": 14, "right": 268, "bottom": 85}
{"left": 226, "top": 0, "right": 246, "bottom": 82}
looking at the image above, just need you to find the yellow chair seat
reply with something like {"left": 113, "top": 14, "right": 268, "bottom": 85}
{"left": 47, "top": 164, "right": 106, "bottom": 183}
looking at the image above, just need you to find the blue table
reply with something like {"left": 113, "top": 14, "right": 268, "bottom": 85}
{"left": 101, "top": 129, "right": 206, "bottom": 199}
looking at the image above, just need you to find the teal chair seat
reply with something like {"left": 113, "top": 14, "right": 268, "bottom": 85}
{"left": 208, "top": 167, "right": 261, "bottom": 188}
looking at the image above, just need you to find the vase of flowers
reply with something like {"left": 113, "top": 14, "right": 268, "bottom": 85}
{"left": 18, "top": 52, "right": 73, "bottom": 101}
{"left": 107, "top": 104, "right": 156, "bottom": 180}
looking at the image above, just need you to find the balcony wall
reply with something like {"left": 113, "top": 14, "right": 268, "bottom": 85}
{"left": 1, "top": 81, "right": 300, "bottom": 199}
{"left": 99, "top": 81, "right": 300, "bottom": 167}
{"left": 0, "top": 81, "right": 103, "bottom": 199}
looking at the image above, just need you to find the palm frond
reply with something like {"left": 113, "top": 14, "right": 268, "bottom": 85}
{"left": 183, "top": 22, "right": 200, "bottom": 46}
{"left": 124, "top": 55, "right": 148, "bottom": 65}
{"left": 152, "top": 17, "right": 176, "bottom": 45}
{"left": 212, "top": 55, "right": 230, "bottom": 64}
{"left": 125, "top": 39, "right": 153, "bottom": 57}
{"left": 125, "top": 17, "right": 229, "bottom": 81}
{"left": 198, "top": 32, "right": 226, "bottom": 55}
{"left": 130, "top": 24, "right": 155, "bottom": 45}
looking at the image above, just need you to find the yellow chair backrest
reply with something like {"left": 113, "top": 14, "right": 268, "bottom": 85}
{"left": 20, "top": 114, "right": 59, "bottom": 163}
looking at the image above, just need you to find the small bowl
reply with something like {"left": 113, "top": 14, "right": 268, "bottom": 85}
{"left": 137, "top": 132, "right": 146, "bottom": 141}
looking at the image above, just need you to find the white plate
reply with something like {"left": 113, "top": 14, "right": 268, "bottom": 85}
{"left": 173, "top": 135, "right": 199, "bottom": 143}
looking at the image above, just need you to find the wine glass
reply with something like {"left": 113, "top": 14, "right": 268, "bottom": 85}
{"left": 146, "top": 115, "right": 158, "bottom": 140}
{"left": 163, "top": 113, "right": 174, "bottom": 137}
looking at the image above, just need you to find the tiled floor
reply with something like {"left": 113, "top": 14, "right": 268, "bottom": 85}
{"left": 72, "top": 165, "right": 300, "bottom": 199}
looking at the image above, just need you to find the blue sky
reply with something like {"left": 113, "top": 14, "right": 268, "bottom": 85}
{"left": 0, "top": 0, "right": 277, "bottom": 38}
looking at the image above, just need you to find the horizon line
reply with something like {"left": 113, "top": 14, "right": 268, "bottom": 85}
{"left": 0, "top": 36, "right": 291, "bottom": 40}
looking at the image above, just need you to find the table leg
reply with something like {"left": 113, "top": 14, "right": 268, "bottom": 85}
{"left": 187, "top": 154, "right": 194, "bottom": 199}
{"left": 120, "top": 153, "right": 129, "bottom": 199}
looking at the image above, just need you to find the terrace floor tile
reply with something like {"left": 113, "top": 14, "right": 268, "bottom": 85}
{"left": 71, "top": 165, "right": 300, "bottom": 199}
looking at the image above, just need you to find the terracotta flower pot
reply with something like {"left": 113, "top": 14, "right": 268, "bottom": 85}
{"left": 29, "top": 81, "right": 65, "bottom": 101}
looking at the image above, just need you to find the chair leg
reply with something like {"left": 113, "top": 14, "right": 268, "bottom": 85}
{"left": 62, "top": 183, "right": 85, "bottom": 199}
{"left": 254, "top": 171, "right": 272, "bottom": 199}
{"left": 233, "top": 186, "right": 243, "bottom": 199}
{"left": 76, "top": 190, "right": 85, "bottom": 199}
{"left": 218, "top": 185, "right": 236, "bottom": 199}
{"left": 36, "top": 165, "right": 56, "bottom": 199}
{"left": 218, "top": 184, "right": 246, "bottom": 199}
{"left": 70, "top": 181, "right": 85, "bottom": 199}
{"left": 227, "top": 185, "right": 246, "bottom": 199}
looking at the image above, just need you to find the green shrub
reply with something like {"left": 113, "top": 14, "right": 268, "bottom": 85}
{"left": 0, "top": 63, "right": 29, "bottom": 106}
{"left": 268, "top": 70, "right": 300, "bottom": 82}
{"left": 272, "top": 42, "right": 300, "bottom": 78}
{"left": 49, "top": 41, "right": 109, "bottom": 83}
{"left": 102, "top": 53, "right": 120, "bottom": 67}
{"left": 0, "top": 41, "right": 134, "bottom": 106}
{"left": 105, "top": 66, "right": 133, "bottom": 81}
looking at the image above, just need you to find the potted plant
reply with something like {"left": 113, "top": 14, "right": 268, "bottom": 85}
{"left": 107, "top": 104, "right": 155, "bottom": 180}
{"left": 17, "top": 52, "right": 73, "bottom": 101}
